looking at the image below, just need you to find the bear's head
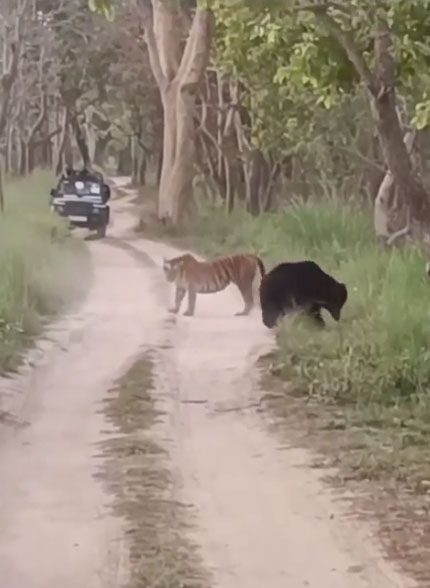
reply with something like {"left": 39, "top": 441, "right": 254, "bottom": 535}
{"left": 324, "top": 281, "right": 348, "bottom": 321}
{"left": 261, "top": 306, "right": 280, "bottom": 329}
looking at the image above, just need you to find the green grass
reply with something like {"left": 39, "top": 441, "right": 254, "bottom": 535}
{"left": 187, "top": 200, "right": 430, "bottom": 473}
{"left": 190, "top": 201, "right": 430, "bottom": 401}
{"left": 0, "top": 170, "right": 90, "bottom": 372}
{"left": 175, "top": 196, "right": 430, "bottom": 585}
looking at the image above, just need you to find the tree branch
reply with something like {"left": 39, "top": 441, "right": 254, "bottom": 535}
{"left": 133, "top": 0, "right": 167, "bottom": 90}
{"left": 33, "top": 126, "right": 62, "bottom": 147}
{"left": 176, "top": 8, "right": 215, "bottom": 93}
{"left": 374, "top": 17, "right": 395, "bottom": 100}
{"left": 302, "top": 5, "right": 377, "bottom": 95}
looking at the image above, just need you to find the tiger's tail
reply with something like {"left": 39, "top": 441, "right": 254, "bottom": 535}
{"left": 252, "top": 256, "right": 266, "bottom": 307}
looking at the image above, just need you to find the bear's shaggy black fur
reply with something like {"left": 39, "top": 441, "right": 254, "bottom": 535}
{"left": 259, "top": 260, "right": 348, "bottom": 329}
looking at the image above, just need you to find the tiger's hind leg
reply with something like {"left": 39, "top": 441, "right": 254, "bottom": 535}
{"left": 169, "top": 286, "right": 186, "bottom": 314}
{"left": 235, "top": 284, "right": 253, "bottom": 316}
{"left": 183, "top": 289, "right": 197, "bottom": 316}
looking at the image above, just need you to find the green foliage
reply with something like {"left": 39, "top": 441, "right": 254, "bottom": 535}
{"left": 0, "top": 172, "right": 90, "bottom": 372}
{"left": 213, "top": 2, "right": 350, "bottom": 155}
{"left": 190, "top": 197, "right": 430, "bottom": 413}
{"left": 88, "top": 0, "right": 115, "bottom": 20}
{"left": 213, "top": 0, "right": 430, "bottom": 152}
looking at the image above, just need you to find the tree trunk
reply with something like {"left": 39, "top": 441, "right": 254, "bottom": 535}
{"left": 137, "top": 1, "right": 214, "bottom": 224}
{"left": 224, "top": 156, "right": 235, "bottom": 213}
{"left": 158, "top": 82, "right": 196, "bottom": 222}
{"left": 19, "top": 140, "right": 28, "bottom": 176}
{"left": 0, "top": 159, "right": 4, "bottom": 213}
{"left": 131, "top": 135, "right": 138, "bottom": 185}
{"left": 5, "top": 125, "right": 13, "bottom": 175}
{"left": 260, "top": 156, "right": 280, "bottom": 212}
{"left": 55, "top": 109, "right": 70, "bottom": 175}
{"left": 28, "top": 143, "right": 36, "bottom": 174}
{"left": 139, "top": 153, "right": 147, "bottom": 185}
{"left": 70, "top": 113, "right": 90, "bottom": 168}
{"left": 117, "top": 142, "right": 132, "bottom": 175}
{"left": 64, "top": 132, "right": 73, "bottom": 169}
{"left": 41, "top": 134, "right": 53, "bottom": 169}
{"left": 315, "top": 11, "right": 430, "bottom": 228}
{"left": 156, "top": 144, "right": 163, "bottom": 186}
{"left": 130, "top": 136, "right": 147, "bottom": 186}
{"left": 368, "top": 101, "right": 427, "bottom": 221}
{"left": 94, "top": 133, "right": 111, "bottom": 167}
{"left": 374, "top": 130, "right": 416, "bottom": 241}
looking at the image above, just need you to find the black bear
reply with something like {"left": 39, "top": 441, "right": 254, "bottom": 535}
{"left": 259, "top": 260, "right": 348, "bottom": 328}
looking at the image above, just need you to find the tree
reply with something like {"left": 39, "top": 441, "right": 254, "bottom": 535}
{"left": 92, "top": 5, "right": 163, "bottom": 183}
{"left": 132, "top": 0, "right": 214, "bottom": 224}
{"left": 306, "top": 3, "right": 430, "bottom": 239}
{"left": 213, "top": 0, "right": 430, "bottom": 239}
{"left": 0, "top": 0, "right": 29, "bottom": 209}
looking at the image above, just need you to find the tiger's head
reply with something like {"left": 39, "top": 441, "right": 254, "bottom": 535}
{"left": 163, "top": 257, "right": 183, "bottom": 282}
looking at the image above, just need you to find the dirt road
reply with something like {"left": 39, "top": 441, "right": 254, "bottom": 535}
{"left": 0, "top": 179, "right": 415, "bottom": 587}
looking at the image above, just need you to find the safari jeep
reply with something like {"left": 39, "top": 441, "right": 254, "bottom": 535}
{"left": 50, "top": 175, "right": 110, "bottom": 238}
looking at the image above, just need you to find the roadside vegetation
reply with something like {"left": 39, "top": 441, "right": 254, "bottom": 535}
{"left": 189, "top": 197, "right": 430, "bottom": 451}
{"left": 175, "top": 197, "right": 430, "bottom": 583}
{"left": 0, "top": 171, "right": 90, "bottom": 373}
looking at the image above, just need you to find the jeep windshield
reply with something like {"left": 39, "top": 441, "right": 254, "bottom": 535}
{"left": 59, "top": 179, "right": 102, "bottom": 197}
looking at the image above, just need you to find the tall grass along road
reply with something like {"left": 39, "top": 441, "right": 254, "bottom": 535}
{"left": 0, "top": 171, "right": 89, "bottom": 374}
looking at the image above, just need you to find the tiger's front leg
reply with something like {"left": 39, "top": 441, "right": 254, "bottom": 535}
{"left": 183, "top": 289, "right": 197, "bottom": 316}
{"left": 169, "top": 286, "right": 186, "bottom": 314}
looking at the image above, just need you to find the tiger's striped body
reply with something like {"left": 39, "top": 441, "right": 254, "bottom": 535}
{"left": 162, "top": 253, "right": 265, "bottom": 316}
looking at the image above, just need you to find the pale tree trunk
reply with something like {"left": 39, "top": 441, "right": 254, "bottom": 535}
{"left": 131, "top": 136, "right": 148, "bottom": 186}
{"left": 84, "top": 106, "right": 97, "bottom": 164}
{"left": 374, "top": 130, "right": 416, "bottom": 242}
{"left": 0, "top": 160, "right": 4, "bottom": 212}
{"left": 94, "top": 132, "right": 111, "bottom": 167}
{"left": 196, "top": 70, "right": 240, "bottom": 211}
{"left": 55, "top": 108, "right": 70, "bottom": 175}
{"left": 19, "top": 140, "right": 28, "bottom": 175}
{"left": 117, "top": 140, "right": 132, "bottom": 176}
{"left": 5, "top": 124, "right": 13, "bottom": 174}
{"left": 131, "top": 135, "right": 139, "bottom": 185}
{"left": 0, "top": 0, "right": 28, "bottom": 201}
{"left": 135, "top": 0, "right": 214, "bottom": 224}
{"left": 70, "top": 112, "right": 90, "bottom": 168}
{"left": 162, "top": 84, "right": 196, "bottom": 220}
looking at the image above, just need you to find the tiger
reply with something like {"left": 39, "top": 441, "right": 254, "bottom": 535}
{"left": 162, "top": 253, "right": 265, "bottom": 317}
